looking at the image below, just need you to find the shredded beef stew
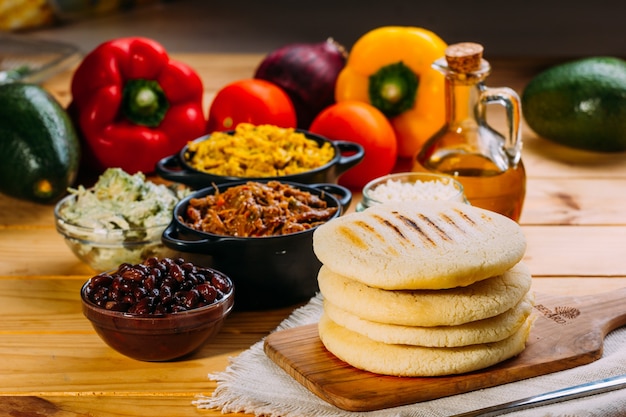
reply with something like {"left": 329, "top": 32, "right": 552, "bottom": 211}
{"left": 181, "top": 181, "right": 338, "bottom": 237}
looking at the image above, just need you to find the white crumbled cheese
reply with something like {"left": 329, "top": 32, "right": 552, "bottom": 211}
{"left": 368, "top": 178, "right": 461, "bottom": 203}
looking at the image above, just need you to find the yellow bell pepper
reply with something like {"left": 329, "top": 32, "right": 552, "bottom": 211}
{"left": 335, "top": 26, "right": 447, "bottom": 158}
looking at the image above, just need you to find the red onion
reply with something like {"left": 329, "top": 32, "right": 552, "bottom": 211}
{"left": 254, "top": 38, "right": 347, "bottom": 129}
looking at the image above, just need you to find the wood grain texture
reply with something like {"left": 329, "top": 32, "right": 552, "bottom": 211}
{"left": 0, "top": 395, "right": 227, "bottom": 417}
{"left": 265, "top": 289, "right": 626, "bottom": 412}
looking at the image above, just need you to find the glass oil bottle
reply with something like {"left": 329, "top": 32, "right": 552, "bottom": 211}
{"left": 412, "top": 42, "right": 526, "bottom": 221}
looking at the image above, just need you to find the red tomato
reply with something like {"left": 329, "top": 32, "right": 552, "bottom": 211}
{"left": 206, "top": 79, "right": 297, "bottom": 132}
{"left": 309, "top": 100, "right": 397, "bottom": 189}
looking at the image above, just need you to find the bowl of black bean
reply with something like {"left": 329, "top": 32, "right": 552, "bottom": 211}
{"left": 81, "top": 257, "right": 234, "bottom": 361}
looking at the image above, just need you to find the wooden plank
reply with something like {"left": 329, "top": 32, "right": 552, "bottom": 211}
{"left": 0, "top": 395, "right": 227, "bottom": 417}
{"left": 3, "top": 279, "right": 625, "bottom": 398}
{"left": 523, "top": 226, "right": 626, "bottom": 276}
{"left": 0, "top": 276, "right": 290, "bottom": 396}
{"left": 2, "top": 175, "right": 623, "bottom": 230}
{"left": 1, "top": 171, "right": 624, "bottom": 229}
{"left": 0, "top": 278, "right": 295, "bottom": 335}
{"left": 521, "top": 136, "right": 626, "bottom": 178}
{"left": 1, "top": 278, "right": 624, "bottom": 415}
{"left": 0, "top": 332, "right": 233, "bottom": 393}
{"left": 0, "top": 229, "right": 93, "bottom": 276}
{"left": 521, "top": 178, "right": 626, "bottom": 225}
{"left": 2, "top": 225, "right": 626, "bottom": 277}
{"left": 0, "top": 278, "right": 84, "bottom": 334}
{"left": 1, "top": 277, "right": 621, "bottom": 330}
{"left": 0, "top": 194, "right": 56, "bottom": 227}
{"left": 531, "top": 277, "right": 626, "bottom": 295}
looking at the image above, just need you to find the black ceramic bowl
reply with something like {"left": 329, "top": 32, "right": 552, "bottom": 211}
{"left": 155, "top": 129, "right": 365, "bottom": 189}
{"left": 161, "top": 180, "right": 352, "bottom": 310}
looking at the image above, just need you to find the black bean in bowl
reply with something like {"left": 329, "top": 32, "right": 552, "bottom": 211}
{"left": 81, "top": 257, "right": 234, "bottom": 361}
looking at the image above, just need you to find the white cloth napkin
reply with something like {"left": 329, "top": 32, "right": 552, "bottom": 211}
{"left": 194, "top": 294, "right": 626, "bottom": 417}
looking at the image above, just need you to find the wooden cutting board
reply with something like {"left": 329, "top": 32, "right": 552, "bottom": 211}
{"left": 264, "top": 288, "right": 626, "bottom": 412}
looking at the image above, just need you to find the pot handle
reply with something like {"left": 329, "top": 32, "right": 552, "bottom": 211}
{"left": 334, "top": 141, "right": 365, "bottom": 176}
{"left": 155, "top": 155, "right": 187, "bottom": 182}
{"left": 154, "top": 155, "right": 207, "bottom": 187}
{"left": 162, "top": 221, "right": 237, "bottom": 253}
{"left": 311, "top": 183, "right": 353, "bottom": 214}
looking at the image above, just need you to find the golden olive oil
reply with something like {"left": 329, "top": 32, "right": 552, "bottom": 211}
{"left": 413, "top": 148, "right": 525, "bottom": 221}
{"left": 413, "top": 42, "right": 526, "bottom": 221}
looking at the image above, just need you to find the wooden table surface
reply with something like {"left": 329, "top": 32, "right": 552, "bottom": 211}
{"left": 1, "top": 54, "right": 626, "bottom": 416}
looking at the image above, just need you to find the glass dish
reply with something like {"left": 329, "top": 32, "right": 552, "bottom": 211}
{"left": 54, "top": 194, "right": 177, "bottom": 272}
{"left": 0, "top": 33, "right": 81, "bottom": 84}
{"left": 357, "top": 172, "right": 467, "bottom": 211}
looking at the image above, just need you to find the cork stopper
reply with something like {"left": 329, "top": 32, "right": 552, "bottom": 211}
{"left": 445, "top": 42, "right": 484, "bottom": 73}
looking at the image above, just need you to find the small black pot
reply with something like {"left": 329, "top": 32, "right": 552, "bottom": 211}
{"left": 161, "top": 180, "right": 352, "bottom": 310}
{"left": 155, "top": 129, "right": 364, "bottom": 189}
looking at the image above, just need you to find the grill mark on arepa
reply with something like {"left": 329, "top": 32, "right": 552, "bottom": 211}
{"left": 391, "top": 212, "right": 435, "bottom": 247}
{"left": 396, "top": 214, "right": 420, "bottom": 233}
{"left": 453, "top": 207, "right": 478, "bottom": 226}
{"left": 350, "top": 220, "right": 399, "bottom": 255}
{"left": 338, "top": 224, "right": 367, "bottom": 249}
{"left": 440, "top": 213, "right": 467, "bottom": 236}
{"left": 372, "top": 214, "right": 406, "bottom": 240}
{"left": 395, "top": 214, "right": 433, "bottom": 246}
{"left": 418, "top": 214, "right": 452, "bottom": 241}
{"left": 353, "top": 214, "right": 399, "bottom": 255}
{"left": 480, "top": 212, "right": 495, "bottom": 223}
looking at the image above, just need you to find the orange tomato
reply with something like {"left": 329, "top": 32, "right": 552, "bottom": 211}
{"left": 309, "top": 100, "right": 397, "bottom": 189}
{"left": 206, "top": 79, "right": 297, "bottom": 132}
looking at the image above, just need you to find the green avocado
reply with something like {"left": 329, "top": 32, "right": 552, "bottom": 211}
{"left": 0, "top": 83, "right": 80, "bottom": 203}
{"left": 522, "top": 57, "right": 626, "bottom": 152}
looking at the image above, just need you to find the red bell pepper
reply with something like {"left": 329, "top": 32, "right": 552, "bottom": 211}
{"left": 70, "top": 37, "right": 206, "bottom": 174}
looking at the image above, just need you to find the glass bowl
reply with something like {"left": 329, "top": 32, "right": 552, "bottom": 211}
{"left": 80, "top": 259, "right": 235, "bottom": 361}
{"left": 0, "top": 33, "right": 81, "bottom": 84}
{"left": 54, "top": 193, "right": 177, "bottom": 272}
{"left": 357, "top": 172, "right": 467, "bottom": 211}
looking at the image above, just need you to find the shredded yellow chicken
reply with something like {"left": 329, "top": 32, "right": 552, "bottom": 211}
{"left": 185, "top": 123, "right": 335, "bottom": 177}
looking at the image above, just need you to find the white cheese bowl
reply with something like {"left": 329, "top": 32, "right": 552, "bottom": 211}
{"left": 357, "top": 172, "right": 468, "bottom": 211}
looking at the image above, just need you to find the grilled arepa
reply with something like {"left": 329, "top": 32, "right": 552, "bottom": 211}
{"left": 317, "top": 261, "right": 532, "bottom": 327}
{"left": 318, "top": 312, "right": 533, "bottom": 377}
{"left": 323, "top": 293, "right": 534, "bottom": 347}
{"left": 312, "top": 201, "right": 526, "bottom": 290}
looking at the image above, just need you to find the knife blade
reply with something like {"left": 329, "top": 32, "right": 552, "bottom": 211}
{"left": 452, "top": 373, "right": 626, "bottom": 417}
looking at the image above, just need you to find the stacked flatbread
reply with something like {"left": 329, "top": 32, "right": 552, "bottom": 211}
{"left": 312, "top": 201, "right": 534, "bottom": 377}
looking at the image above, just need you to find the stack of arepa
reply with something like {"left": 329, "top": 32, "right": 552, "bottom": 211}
{"left": 312, "top": 201, "right": 534, "bottom": 377}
